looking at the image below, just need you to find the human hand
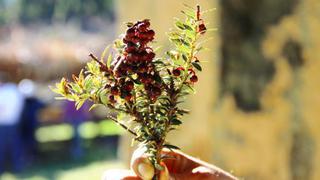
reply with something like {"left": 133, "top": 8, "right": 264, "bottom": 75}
{"left": 103, "top": 147, "right": 237, "bottom": 180}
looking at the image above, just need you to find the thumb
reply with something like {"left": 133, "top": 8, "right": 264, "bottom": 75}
{"left": 132, "top": 158, "right": 170, "bottom": 180}
{"left": 132, "top": 157, "right": 154, "bottom": 180}
{"left": 131, "top": 147, "right": 170, "bottom": 180}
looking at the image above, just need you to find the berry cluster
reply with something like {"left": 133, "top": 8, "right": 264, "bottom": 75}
{"left": 172, "top": 67, "right": 198, "bottom": 83}
{"left": 110, "top": 20, "right": 161, "bottom": 102}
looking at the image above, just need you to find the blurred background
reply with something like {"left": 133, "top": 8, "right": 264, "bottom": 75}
{"left": 0, "top": 0, "right": 319, "bottom": 180}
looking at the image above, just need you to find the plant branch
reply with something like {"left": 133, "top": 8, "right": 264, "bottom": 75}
{"left": 106, "top": 115, "right": 137, "bottom": 137}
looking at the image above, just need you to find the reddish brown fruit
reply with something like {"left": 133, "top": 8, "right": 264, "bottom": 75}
{"left": 137, "top": 23, "right": 148, "bottom": 32}
{"left": 198, "top": 23, "right": 207, "bottom": 34}
{"left": 172, "top": 68, "right": 181, "bottom": 76}
{"left": 152, "top": 86, "right": 161, "bottom": 96}
{"left": 190, "top": 75, "right": 198, "bottom": 83}
{"left": 109, "top": 95, "right": 116, "bottom": 103}
{"left": 188, "top": 68, "right": 195, "bottom": 75}
{"left": 124, "top": 81, "right": 134, "bottom": 91}
{"left": 126, "top": 28, "right": 135, "bottom": 37}
{"left": 110, "top": 86, "right": 119, "bottom": 95}
{"left": 125, "top": 45, "right": 136, "bottom": 53}
{"left": 147, "top": 30, "right": 155, "bottom": 39}
{"left": 125, "top": 93, "right": 133, "bottom": 101}
{"left": 142, "top": 19, "right": 150, "bottom": 27}
{"left": 147, "top": 52, "right": 155, "bottom": 60}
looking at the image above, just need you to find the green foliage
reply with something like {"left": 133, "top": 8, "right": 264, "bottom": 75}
{"left": 51, "top": 4, "right": 209, "bottom": 177}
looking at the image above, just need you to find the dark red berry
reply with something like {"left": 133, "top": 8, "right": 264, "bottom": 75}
{"left": 142, "top": 19, "right": 150, "bottom": 27}
{"left": 190, "top": 75, "right": 198, "bottom": 83}
{"left": 198, "top": 23, "right": 207, "bottom": 34}
{"left": 139, "top": 73, "right": 152, "bottom": 84}
{"left": 104, "top": 84, "right": 111, "bottom": 89}
{"left": 109, "top": 95, "right": 116, "bottom": 103}
{"left": 147, "top": 52, "right": 155, "bottom": 60}
{"left": 137, "top": 32, "right": 148, "bottom": 39}
{"left": 172, "top": 69, "right": 181, "bottom": 76}
{"left": 125, "top": 93, "right": 133, "bottom": 101}
{"left": 188, "top": 68, "right": 195, "bottom": 75}
{"left": 152, "top": 86, "right": 161, "bottom": 96}
{"left": 125, "top": 45, "right": 136, "bottom": 53}
{"left": 110, "top": 86, "right": 119, "bottom": 95}
{"left": 126, "top": 28, "right": 135, "bottom": 37}
{"left": 147, "top": 30, "right": 155, "bottom": 39}
{"left": 173, "top": 67, "right": 185, "bottom": 76}
{"left": 124, "top": 81, "right": 134, "bottom": 91}
{"left": 138, "top": 63, "right": 148, "bottom": 73}
{"left": 137, "top": 23, "right": 148, "bottom": 32}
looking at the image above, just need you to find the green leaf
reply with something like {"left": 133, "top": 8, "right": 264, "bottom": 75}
{"left": 100, "top": 45, "right": 110, "bottom": 62}
{"left": 86, "top": 60, "right": 100, "bottom": 75}
{"left": 99, "top": 89, "right": 109, "bottom": 105}
{"left": 183, "top": 24, "right": 193, "bottom": 31}
{"left": 106, "top": 53, "right": 113, "bottom": 69}
{"left": 180, "top": 39, "right": 190, "bottom": 47}
{"left": 163, "top": 144, "right": 181, "bottom": 150}
{"left": 177, "top": 109, "right": 190, "bottom": 115}
{"left": 182, "top": 54, "right": 188, "bottom": 61}
{"left": 76, "top": 99, "right": 85, "bottom": 110}
{"left": 167, "top": 31, "right": 182, "bottom": 39}
{"left": 70, "top": 83, "right": 82, "bottom": 94}
{"left": 84, "top": 76, "right": 93, "bottom": 91}
{"left": 154, "top": 163, "right": 164, "bottom": 171}
{"left": 175, "top": 21, "right": 185, "bottom": 30}
{"left": 89, "top": 104, "right": 99, "bottom": 111}
{"left": 181, "top": 10, "right": 196, "bottom": 19}
{"left": 169, "top": 38, "right": 182, "bottom": 46}
{"left": 171, "top": 119, "right": 182, "bottom": 125}
{"left": 192, "top": 62, "right": 202, "bottom": 71}
{"left": 54, "top": 96, "right": 67, "bottom": 100}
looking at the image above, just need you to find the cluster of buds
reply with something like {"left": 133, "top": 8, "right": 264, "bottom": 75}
{"left": 110, "top": 19, "right": 161, "bottom": 102}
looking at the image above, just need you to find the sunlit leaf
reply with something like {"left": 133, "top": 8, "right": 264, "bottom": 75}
{"left": 163, "top": 144, "right": 181, "bottom": 150}
{"left": 171, "top": 119, "right": 182, "bottom": 125}
{"left": 192, "top": 62, "right": 202, "bottom": 71}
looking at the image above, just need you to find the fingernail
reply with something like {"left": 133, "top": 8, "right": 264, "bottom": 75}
{"left": 138, "top": 162, "right": 154, "bottom": 180}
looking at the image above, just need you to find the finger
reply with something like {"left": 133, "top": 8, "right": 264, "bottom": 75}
{"left": 132, "top": 159, "right": 170, "bottom": 180}
{"left": 132, "top": 156, "right": 155, "bottom": 179}
{"left": 160, "top": 149, "right": 198, "bottom": 173}
{"left": 130, "top": 146, "right": 153, "bottom": 179}
{"left": 131, "top": 147, "right": 170, "bottom": 180}
{"left": 102, "top": 169, "right": 140, "bottom": 180}
{"left": 161, "top": 150, "right": 237, "bottom": 180}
